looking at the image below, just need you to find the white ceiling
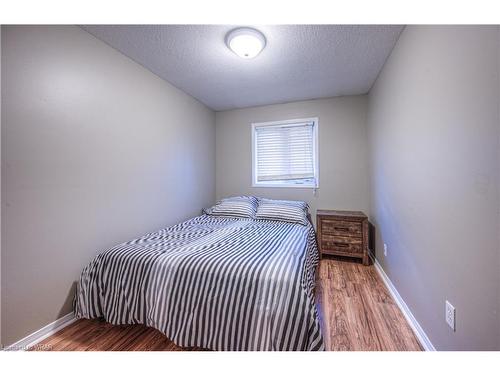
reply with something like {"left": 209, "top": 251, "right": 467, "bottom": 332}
{"left": 82, "top": 25, "right": 403, "bottom": 111}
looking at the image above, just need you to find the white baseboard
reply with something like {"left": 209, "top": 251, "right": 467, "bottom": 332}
{"left": 3, "top": 311, "right": 76, "bottom": 351}
{"left": 370, "top": 254, "right": 436, "bottom": 351}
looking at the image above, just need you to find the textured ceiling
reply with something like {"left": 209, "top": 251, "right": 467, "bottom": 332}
{"left": 82, "top": 25, "right": 403, "bottom": 111}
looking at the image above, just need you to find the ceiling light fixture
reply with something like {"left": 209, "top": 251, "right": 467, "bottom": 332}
{"left": 226, "top": 27, "right": 266, "bottom": 59}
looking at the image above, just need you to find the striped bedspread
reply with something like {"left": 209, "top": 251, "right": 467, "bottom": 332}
{"left": 74, "top": 214, "right": 324, "bottom": 351}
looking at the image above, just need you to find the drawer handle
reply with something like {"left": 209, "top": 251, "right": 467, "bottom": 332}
{"left": 334, "top": 227, "right": 349, "bottom": 232}
{"left": 333, "top": 242, "right": 349, "bottom": 247}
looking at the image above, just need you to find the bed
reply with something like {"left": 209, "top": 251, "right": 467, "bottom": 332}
{"left": 74, "top": 213, "right": 324, "bottom": 351}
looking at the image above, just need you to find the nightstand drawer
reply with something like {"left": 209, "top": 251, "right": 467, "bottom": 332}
{"left": 321, "top": 219, "right": 362, "bottom": 237}
{"left": 321, "top": 235, "right": 363, "bottom": 254}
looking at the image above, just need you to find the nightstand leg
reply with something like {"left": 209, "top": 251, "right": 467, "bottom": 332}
{"left": 362, "top": 254, "right": 369, "bottom": 266}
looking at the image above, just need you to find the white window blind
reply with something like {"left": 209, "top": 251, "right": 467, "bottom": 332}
{"left": 252, "top": 118, "right": 318, "bottom": 187}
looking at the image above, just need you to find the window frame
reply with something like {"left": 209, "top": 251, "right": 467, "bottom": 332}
{"left": 251, "top": 117, "right": 319, "bottom": 188}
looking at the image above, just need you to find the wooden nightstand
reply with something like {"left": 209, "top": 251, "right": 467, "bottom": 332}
{"left": 316, "top": 210, "right": 369, "bottom": 266}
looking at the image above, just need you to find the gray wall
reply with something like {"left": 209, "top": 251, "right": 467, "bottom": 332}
{"left": 498, "top": 26, "right": 500, "bottom": 349}
{"left": 0, "top": 25, "right": 2, "bottom": 345}
{"left": 215, "top": 96, "right": 370, "bottom": 225}
{"left": 1, "top": 25, "right": 216, "bottom": 346}
{"left": 367, "top": 25, "right": 500, "bottom": 350}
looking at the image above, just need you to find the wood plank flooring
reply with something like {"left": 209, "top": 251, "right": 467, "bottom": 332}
{"left": 316, "top": 257, "right": 421, "bottom": 351}
{"left": 33, "top": 257, "right": 422, "bottom": 351}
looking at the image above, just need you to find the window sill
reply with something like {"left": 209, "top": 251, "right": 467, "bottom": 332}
{"left": 252, "top": 183, "right": 318, "bottom": 189}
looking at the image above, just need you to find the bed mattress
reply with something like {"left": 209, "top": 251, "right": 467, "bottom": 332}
{"left": 74, "top": 214, "right": 324, "bottom": 351}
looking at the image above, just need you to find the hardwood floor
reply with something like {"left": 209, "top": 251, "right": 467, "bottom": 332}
{"left": 33, "top": 257, "right": 422, "bottom": 351}
{"left": 316, "top": 257, "right": 421, "bottom": 351}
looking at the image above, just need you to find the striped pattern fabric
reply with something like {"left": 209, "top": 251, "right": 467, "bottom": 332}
{"left": 204, "top": 196, "right": 258, "bottom": 219}
{"left": 256, "top": 198, "right": 309, "bottom": 226}
{"left": 259, "top": 198, "right": 309, "bottom": 210}
{"left": 74, "top": 214, "right": 324, "bottom": 351}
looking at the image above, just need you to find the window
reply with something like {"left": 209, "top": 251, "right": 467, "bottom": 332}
{"left": 252, "top": 117, "right": 319, "bottom": 188}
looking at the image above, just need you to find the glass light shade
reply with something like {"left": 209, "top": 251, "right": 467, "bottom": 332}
{"left": 226, "top": 28, "right": 266, "bottom": 59}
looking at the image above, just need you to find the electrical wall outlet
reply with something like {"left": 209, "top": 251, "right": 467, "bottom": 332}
{"left": 445, "top": 300, "right": 456, "bottom": 331}
{"left": 383, "top": 243, "right": 388, "bottom": 256}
